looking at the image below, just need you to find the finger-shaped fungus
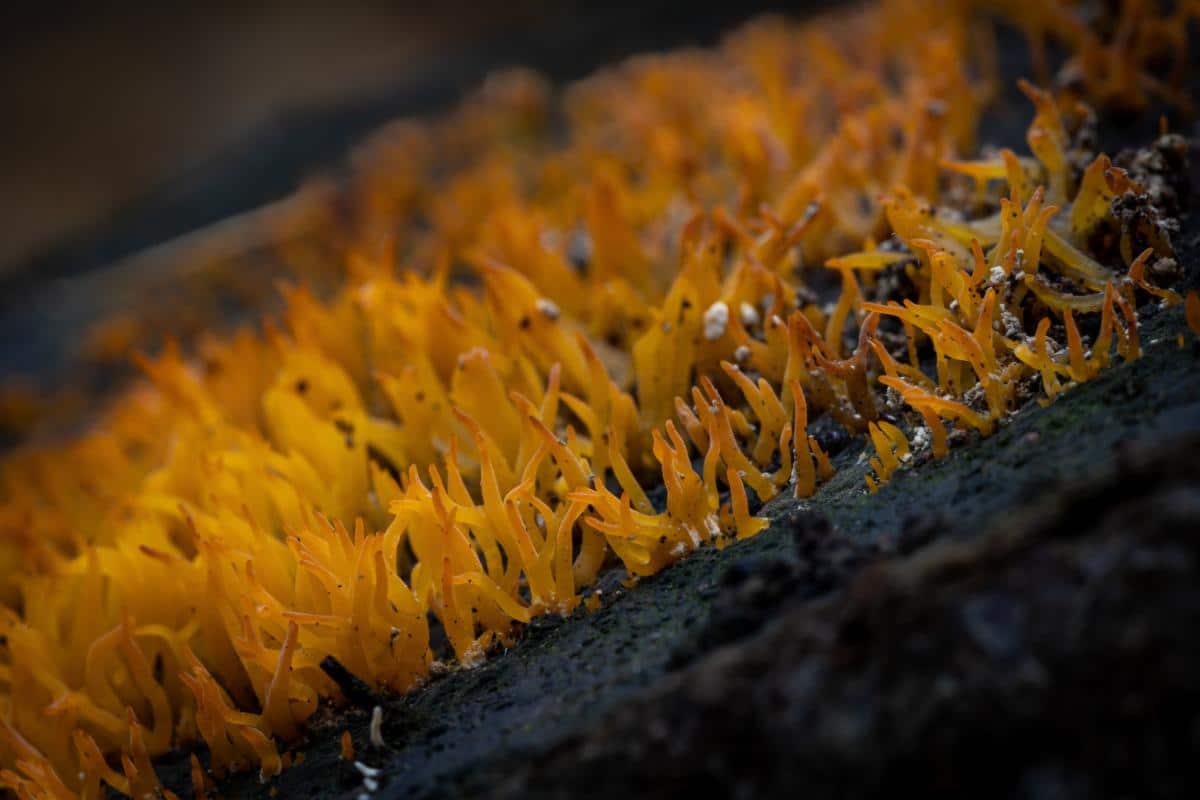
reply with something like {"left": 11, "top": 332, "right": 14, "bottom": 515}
{"left": 0, "top": 2, "right": 1190, "bottom": 796}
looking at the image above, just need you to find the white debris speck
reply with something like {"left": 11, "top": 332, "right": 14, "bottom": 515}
{"left": 940, "top": 205, "right": 965, "bottom": 223}
{"left": 364, "top": 778, "right": 380, "bottom": 792}
{"left": 671, "top": 542, "right": 687, "bottom": 557}
{"left": 989, "top": 266, "right": 1006, "bottom": 284}
{"left": 739, "top": 302, "right": 761, "bottom": 327}
{"left": 703, "top": 514, "right": 721, "bottom": 541}
{"left": 703, "top": 301, "right": 730, "bottom": 340}
{"left": 1001, "top": 308, "right": 1023, "bottom": 338}
{"left": 355, "top": 762, "right": 382, "bottom": 779}
{"left": 911, "top": 426, "right": 930, "bottom": 452}
{"left": 369, "top": 706, "right": 386, "bottom": 748}
{"left": 535, "top": 298, "right": 560, "bottom": 320}
{"left": 734, "top": 345, "right": 752, "bottom": 363}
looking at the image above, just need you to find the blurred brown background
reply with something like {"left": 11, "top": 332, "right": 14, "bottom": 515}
{"left": 0, "top": 0, "right": 799, "bottom": 402}
{"left": 0, "top": 1, "right": 799, "bottom": 282}
{"left": 0, "top": 2, "right": 574, "bottom": 271}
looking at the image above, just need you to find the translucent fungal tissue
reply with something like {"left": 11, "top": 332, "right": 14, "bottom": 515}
{"left": 0, "top": 1, "right": 1194, "bottom": 796}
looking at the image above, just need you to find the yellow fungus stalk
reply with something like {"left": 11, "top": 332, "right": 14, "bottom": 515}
{"left": 865, "top": 422, "right": 911, "bottom": 492}
{"left": 1188, "top": 291, "right": 1200, "bottom": 336}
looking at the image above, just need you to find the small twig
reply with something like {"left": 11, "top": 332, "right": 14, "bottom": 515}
{"left": 369, "top": 705, "right": 387, "bottom": 749}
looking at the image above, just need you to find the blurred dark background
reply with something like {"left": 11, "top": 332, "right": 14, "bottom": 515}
{"left": 0, "top": 1, "right": 814, "bottom": 286}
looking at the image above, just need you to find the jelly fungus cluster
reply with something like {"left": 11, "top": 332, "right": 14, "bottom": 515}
{"left": 0, "top": 1, "right": 1194, "bottom": 796}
